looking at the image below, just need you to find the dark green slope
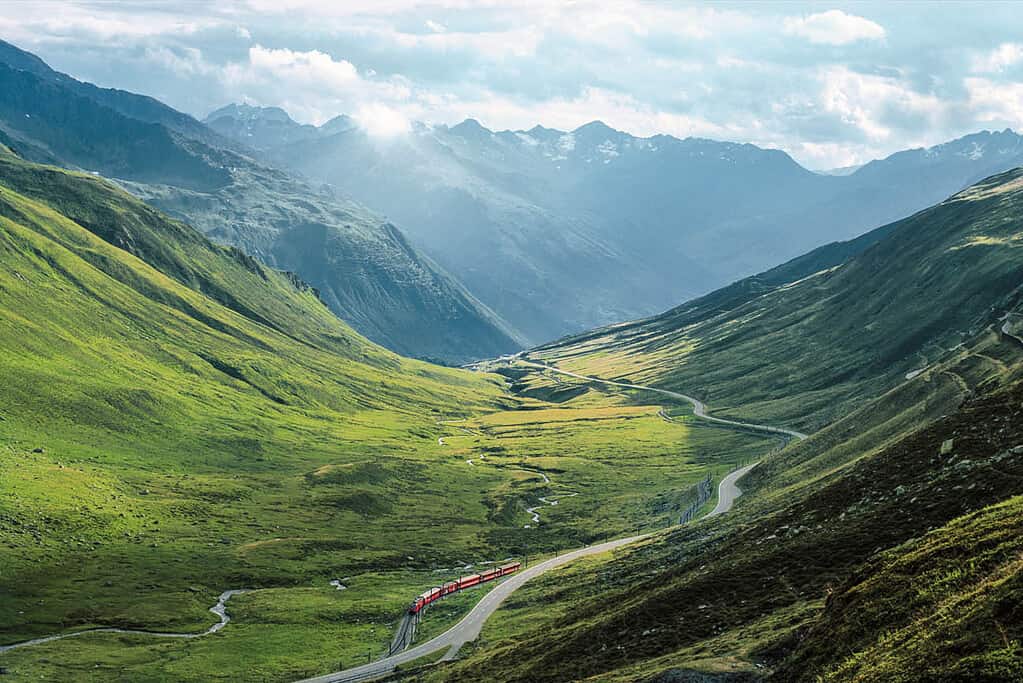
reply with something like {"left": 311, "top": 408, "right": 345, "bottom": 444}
{"left": 534, "top": 168, "right": 1023, "bottom": 432}
{"left": 0, "top": 40, "right": 520, "bottom": 362}
{"left": 441, "top": 169, "right": 1023, "bottom": 682}
{"left": 0, "top": 62, "right": 229, "bottom": 191}
{"left": 440, "top": 336, "right": 1023, "bottom": 681}
{"left": 0, "top": 39, "right": 220, "bottom": 147}
{"left": 125, "top": 172, "right": 520, "bottom": 363}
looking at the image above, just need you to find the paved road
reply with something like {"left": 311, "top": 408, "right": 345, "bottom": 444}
{"left": 522, "top": 361, "right": 808, "bottom": 440}
{"left": 295, "top": 535, "right": 646, "bottom": 683}
{"left": 706, "top": 463, "right": 759, "bottom": 518}
{"left": 295, "top": 363, "right": 806, "bottom": 683}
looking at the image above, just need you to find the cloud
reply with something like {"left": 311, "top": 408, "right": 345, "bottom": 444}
{"left": 965, "top": 77, "right": 1023, "bottom": 123}
{"left": 817, "top": 66, "right": 943, "bottom": 143}
{"left": 218, "top": 44, "right": 413, "bottom": 126}
{"left": 247, "top": 45, "right": 360, "bottom": 88}
{"left": 354, "top": 102, "right": 411, "bottom": 137}
{"left": 783, "top": 10, "right": 885, "bottom": 46}
{"left": 0, "top": 3, "right": 215, "bottom": 44}
{"left": 10, "top": 1, "right": 1023, "bottom": 169}
{"left": 144, "top": 46, "right": 213, "bottom": 76}
{"left": 971, "top": 43, "right": 1023, "bottom": 73}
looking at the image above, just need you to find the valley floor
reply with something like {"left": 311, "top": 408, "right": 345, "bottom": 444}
{"left": 0, "top": 357, "right": 775, "bottom": 682}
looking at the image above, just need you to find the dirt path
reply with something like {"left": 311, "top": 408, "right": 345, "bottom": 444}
{"left": 0, "top": 590, "right": 248, "bottom": 654}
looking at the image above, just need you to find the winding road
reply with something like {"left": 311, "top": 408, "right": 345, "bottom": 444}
{"left": 294, "top": 361, "right": 807, "bottom": 683}
{"left": 3, "top": 361, "right": 804, "bottom": 677}
{"left": 706, "top": 462, "right": 759, "bottom": 518}
{"left": 522, "top": 361, "right": 807, "bottom": 440}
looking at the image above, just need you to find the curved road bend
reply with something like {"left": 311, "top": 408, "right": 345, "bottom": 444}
{"left": 298, "top": 468, "right": 764, "bottom": 683}
{"left": 297, "top": 367, "right": 805, "bottom": 683}
{"left": 297, "top": 534, "right": 647, "bottom": 683}
{"left": 706, "top": 463, "right": 759, "bottom": 518}
{"left": 519, "top": 361, "right": 808, "bottom": 441}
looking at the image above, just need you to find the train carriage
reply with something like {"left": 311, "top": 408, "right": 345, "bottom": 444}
{"left": 408, "top": 561, "right": 521, "bottom": 614}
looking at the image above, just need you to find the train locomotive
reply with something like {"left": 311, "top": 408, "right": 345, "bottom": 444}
{"left": 408, "top": 561, "right": 521, "bottom": 614}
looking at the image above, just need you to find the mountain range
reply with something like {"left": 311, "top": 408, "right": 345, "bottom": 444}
{"left": 0, "top": 40, "right": 519, "bottom": 362}
{"left": 207, "top": 102, "right": 1023, "bottom": 345}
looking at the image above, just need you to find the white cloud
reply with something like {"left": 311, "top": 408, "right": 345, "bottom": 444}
{"left": 144, "top": 46, "right": 213, "bottom": 76}
{"left": 247, "top": 45, "right": 360, "bottom": 89}
{"left": 0, "top": 4, "right": 214, "bottom": 44}
{"left": 783, "top": 10, "right": 885, "bottom": 46}
{"left": 818, "top": 66, "right": 942, "bottom": 143}
{"left": 971, "top": 43, "right": 1023, "bottom": 73}
{"left": 236, "top": 26, "right": 252, "bottom": 40}
{"left": 354, "top": 102, "right": 411, "bottom": 137}
{"left": 217, "top": 45, "right": 413, "bottom": 126}
{"left": 425, "top": 20, "right": 446, "bottom": 33}
{"left": 353, "top": 24, "right": 542, "bottom": 59}
{"left": 965, "top": 77, "right": 1023, "bottom": 123}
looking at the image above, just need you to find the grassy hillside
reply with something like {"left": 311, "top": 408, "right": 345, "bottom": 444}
{"left": 0, "top": 150, "right": 505, "bottom": 674}
{"left": 0, "top": 40, "right": 520, "bottom": 362}
{"left": 429, "top": 323, "right": 1023, "bottom": 682}
{"left": 0, "top": 149, "right": 369, "bottom": 358}
{"left": 424, "top": 169, "right": 1023, "bottom": 681}
{"left": 532, "top": 168, "right": 1023, "bottom": 433}
{"left": 0, "top": 151, "right": 777, "bottom": 681}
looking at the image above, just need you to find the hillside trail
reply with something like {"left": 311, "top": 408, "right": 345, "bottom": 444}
{"left": 0, "top": 590, "right": 248, "bottom": 654}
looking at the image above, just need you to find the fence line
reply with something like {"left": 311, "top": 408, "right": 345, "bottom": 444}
{"left": 678, "top": 475, "right": 713, "bottom": 525}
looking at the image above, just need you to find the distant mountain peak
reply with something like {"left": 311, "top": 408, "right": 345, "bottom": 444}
{"left": 450, "top": 118, "right": 493, "bottom": 139}
{"left": 204, "top": 103, "right": 294, "bottom": 124}
{"left": 573, "top": 120, "right": 616, "bottom": 135}
{"left": 320, "top": 114, "right": 356, "bottom": 135}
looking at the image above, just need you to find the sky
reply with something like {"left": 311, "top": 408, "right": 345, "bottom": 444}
{"left": 3, "top": 0, "right": 1022, "bottom": 169}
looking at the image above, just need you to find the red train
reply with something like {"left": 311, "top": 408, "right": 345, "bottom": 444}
{"left": 409, "top": 561, "right": 521, "bottom": 614}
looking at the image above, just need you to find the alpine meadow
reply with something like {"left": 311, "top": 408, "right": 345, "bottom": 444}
{"left": 2, "top": 3, "right": 1023, "bottom": 683}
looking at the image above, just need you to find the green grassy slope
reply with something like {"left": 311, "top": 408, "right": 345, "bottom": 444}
{"left": 0, "top": 40, "right": 520, "bottom": 362}
{"left": 0, "top": 149, "right": 373, "bottom": 359}
{"left": 779, "top": 495, "right": 1023, "bottom": 682}
{"left": 430, "top": 170, "right": 1023, "bottom": 681}
{"left": 431, "top": 330, "right": 1023, "bottom": 682}
{"left": 533, "top": 168, "right": 1023, "bottom": 433}
{"left": 0, "top": 150, "right": 777, "bottom": 681}
{"left": 0, "top": 150, "right": 506, "bottom": 649}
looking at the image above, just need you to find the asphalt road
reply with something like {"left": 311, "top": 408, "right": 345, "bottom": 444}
{"left": 522, "top": 360, "right": 808, "bottom": 440}
{"left": 706, "top": 462, "right": 760, "bottom": 518}
{"left": 295, "top": 362, "right": 807, "bottom": 683}
{"left": 294, "top": 534, "right": 646, "bottom": 683}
